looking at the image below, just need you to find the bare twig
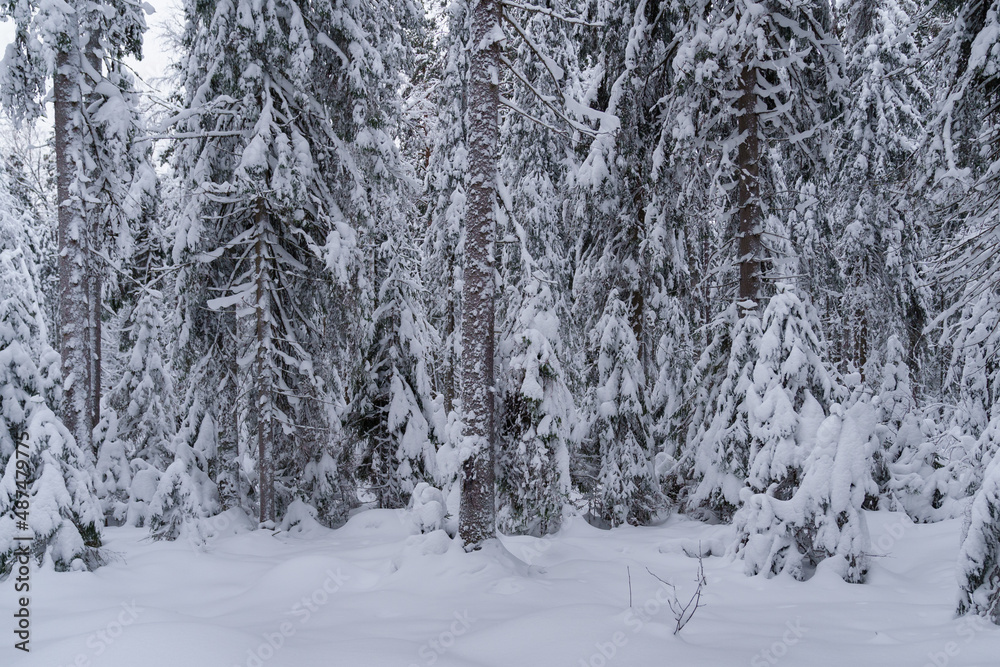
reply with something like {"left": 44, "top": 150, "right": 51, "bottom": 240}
{"left": 646, "top": 554, "right": 706, "bottom": 635}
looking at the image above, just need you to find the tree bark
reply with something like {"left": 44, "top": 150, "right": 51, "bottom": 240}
{"left": 459, "top": 0, "right": 501, "bottom": 549}
{"left": 55, "top": 10, "right": 94, "bottom": 455}
{"left": 85, "top": 27, "right": 103, "bottom": 435}
{"left": 255, "top": 201, "right": 275, "bottom": 525}
{"left": 737, "top": 61, "right": 761, "bottom": 305}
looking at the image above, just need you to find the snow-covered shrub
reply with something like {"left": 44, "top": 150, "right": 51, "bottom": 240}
{"left": 407, "top": 482, "right": 448, "bottom": 534}
{"left": 148, "top": 414, "right": 220, "bottom": 541}
{"left": 590, "top": 292, "right": 662, "bottom": 527}
{"left": 957, "top": 446, "right": 1000, "bottom": 622}
{"left": 736, "top": 402, "right": 876, "bottom": 582}
{"left": 497, "top": 280, "right": 572, "bottom": 536}
{"left": 95, "top": 289, "right": 176, "bottom": 526}
{"left": 688, "top": 303, "right": 760, "bottom": 521}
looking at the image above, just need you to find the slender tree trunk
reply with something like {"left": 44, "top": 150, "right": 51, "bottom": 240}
{"left": 54, "top": 12, "right": 94, "bottom": 455}
{"left": 737, "top": 62, "right": 761, "bottom": 305}
{"left": 444, "top": 251, "right": 456, "bottom": 415}
{"left": 85, "top": 29, "right": 103, "bottom": 435}
{"left": 459, "top": 0, "right": 501, "bottom": 549}
{"left": 255, "top": 202, "right": 275, "bottom": 524}
{"left": 854, "top": 304, "right": 869, "bottom": 379}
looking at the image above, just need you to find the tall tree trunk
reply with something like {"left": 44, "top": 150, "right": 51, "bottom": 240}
{"left": 85, "top": 28, "right": 103, "bottom": 435}
{"left": 444, "top": 251, "right": 456, "bottom": 415}
{"left": 54, "top": 12, "right": 94, "bottom": 455}
{"left": 459, "top": 0, "right": 501, "bottom": 549}
{"left": 737, "top": 62, "right": 761, "bottom": 305}
{"left": 255, "top": 202, "right": 275, "bottom": 524}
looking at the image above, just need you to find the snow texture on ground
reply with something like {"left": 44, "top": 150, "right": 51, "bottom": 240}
{"left": 3, "top": 509, "right": 1000, "bottom": 667}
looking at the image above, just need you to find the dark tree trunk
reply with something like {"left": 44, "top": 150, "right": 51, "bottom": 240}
{"left": 255, "top": 202, "right": 275, "bottom": 524}
{"left": 737, "top": 62, "right": 762, "bottom": 305}
{"left": 54, "top": 14, "right": 94, "bottom": 455}
{"left": 459, "top": 0, "right": 501, "bottom": 550}
{"left": 85, "top": 28, "right": 103, "bottom": 436}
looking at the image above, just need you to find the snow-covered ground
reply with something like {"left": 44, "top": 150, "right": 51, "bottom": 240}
{"left": 5, "top": 509, "right": 1000, "bottom": 667}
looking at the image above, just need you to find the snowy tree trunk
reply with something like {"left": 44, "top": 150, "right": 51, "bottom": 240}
{"left": 737, "top": 61, "right": 761, "bottom": 304}
{"left": 255, "top": 202, "right": 275, "bottom": 524}
{"left": 459, "top": 0, "right": 501, "bottom": 549}
{"left": 54, "top": 10, "right": 94, "bottom": 456}
{"left": 85, "top": 29, "right": 102, "bottom": 432}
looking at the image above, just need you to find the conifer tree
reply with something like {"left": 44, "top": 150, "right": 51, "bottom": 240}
{"left": 688, "top": 304, "right": 761, "bottom": 520}
{"left": 0, "top": 0, "right": 154, "bottom": 457}
{"left": 590, "top": 291, "right": 661, "bottom": 526}
{"left": 497, "top": 279, "right": 573, "bottom": 535}
{"left": 666, "top": 0, "right": 847, "bottom": 305}
{"left": 170, "top": 0, "right": 418, "bottom": 527}
{"left": 0, "top": 215, "right": 104, "bottom": 573}
{"left": 94, "top": 289, "right": 176, "bottom": 525}
{"left": 736, "top": 401, "right": 876, "bottom": 582}
{"left": 348, "top": 244, "right": 443, "bottom": 509}
{"left": 832, "top": 0, "right": 930, "bottom": 376}
{"left": 957, "top": 443, "right": 1000, "bottom": 622}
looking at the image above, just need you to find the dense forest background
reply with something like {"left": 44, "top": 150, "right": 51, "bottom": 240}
{"left": 3, "top": 0, "right": 1000, "bottom": 608}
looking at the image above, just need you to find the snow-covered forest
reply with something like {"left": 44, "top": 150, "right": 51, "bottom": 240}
{"left": 4, "top": 0, "right": 1000, "bottom": 663}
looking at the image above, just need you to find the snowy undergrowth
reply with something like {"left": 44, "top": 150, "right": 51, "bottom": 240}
{"left": 4, "top": 509, "right": 1000, "bottom": 667}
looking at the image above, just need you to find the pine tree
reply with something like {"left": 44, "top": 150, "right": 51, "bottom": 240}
{"left": 831, "top": 0, "right": 930, "bottom": 376}
{"left": 666, "top": 0, "right": 847, "bottom": 303}
{"left": 458, "top": 0, "right": 503, "bottom": 548}
{"left": 348, "top": 244, "right": 443, "bottom": 509}
{"left": 732, "top": 287, "right": 876, "bottom": 582}
{"left": 148, "top": 412, "right": 221, "bottom": 542}
{"left": 170, "top": 0, "right": 418, "bottom": 527}
{"left": 744, "top": 286, "right": 837, "bottom": 500}
{"left": 565, "top": 0, "right": 697, "bottom": 517}
{"left": 946, "top": 292, "right": 1000, "bottom": 439}
{"left": 422, "top": 0, "right": 470, "bottom": 430}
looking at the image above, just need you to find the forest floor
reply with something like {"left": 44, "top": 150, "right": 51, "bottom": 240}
{"left": 6, "top": 508, "right": 1000, "bottom": 667}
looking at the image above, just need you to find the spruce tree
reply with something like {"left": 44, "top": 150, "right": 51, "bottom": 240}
{"left": 497, "top": 279, "right": 573, "bottom": 535}
{"left": 590, "top": 292, "right": 661, "bottom": 526}
{"left": 94, "top": 289, "right": 176, "bottom": 525}
{"left": 0, "top": 216, "right": 104, "bottom": 573}
{"left": 0, "top": 0, "right": 154, "bottom": 456}
{"left": 957, "top": 442, "right": 1000, "bottom": 622}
